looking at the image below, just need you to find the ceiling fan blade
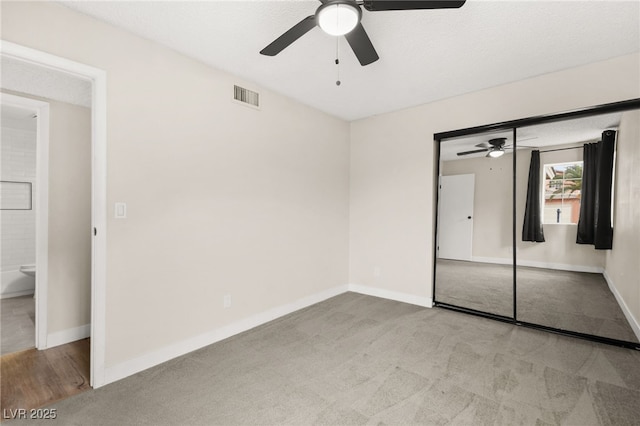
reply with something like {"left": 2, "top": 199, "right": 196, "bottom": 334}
{"left": 475, "top": 142, "right": 490, "bottom": 148}
{"left": 260, "top": 16, "right": 317, "bottom": 57}
{"left": 344, "top": 23, "right": 379, "bottom": 66}
{"left": 363, "top": 0, "right": 466, "bottom": 11}
{"left": 457, "top": 148, "right": 488, "bottom": 156}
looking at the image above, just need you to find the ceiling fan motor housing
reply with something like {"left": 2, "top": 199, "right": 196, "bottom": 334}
{"left": 316, "top": 1, "right": 362, "bottom": 36}
{"left": 489, "top": 138, "right": 507, "bottom": 147}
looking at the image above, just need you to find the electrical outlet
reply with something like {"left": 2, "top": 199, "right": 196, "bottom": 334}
{"left": 223, "top": 294, "right": 232, "bottom": 309}
{"left": 373, "top": 266, "right": 381, "bottom": 279}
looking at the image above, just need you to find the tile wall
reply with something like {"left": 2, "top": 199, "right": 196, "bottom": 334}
{"left": 1, "top": 126, "right": 36, "bottom": 272}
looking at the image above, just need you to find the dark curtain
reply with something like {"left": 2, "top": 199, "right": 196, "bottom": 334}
{"left": 576, "top": 143, "right": 598, "bottom": 244}
{"left": 522, "top": 150, "right": 545, "bottom": 242}
{"left": 576, "top": 130, "right": 615, "bottom": 249}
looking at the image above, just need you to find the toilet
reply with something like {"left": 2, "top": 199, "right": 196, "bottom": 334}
{"left": 19, "top": 264, "right": 36, "bottom": 277}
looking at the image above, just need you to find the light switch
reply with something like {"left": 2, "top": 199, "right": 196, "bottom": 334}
{"left": 115, "top": 202, "right": 127, "bottom": 219}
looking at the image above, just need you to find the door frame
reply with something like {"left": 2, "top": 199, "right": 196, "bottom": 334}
{"left": 1, "top": 40, "right": 108, "bottom": 387}
{"left": 1, "top": 93, "right": 50, "bottom": 350}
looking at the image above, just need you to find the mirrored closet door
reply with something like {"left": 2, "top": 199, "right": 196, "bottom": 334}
{"left": 515, "top": 111, "right": 640, "bottom": 344}
{"left": 435, "top": 129, "right": 515, "bottom": 319}
{"left": 434, "top": 99, "right": 640, "bottom": 349}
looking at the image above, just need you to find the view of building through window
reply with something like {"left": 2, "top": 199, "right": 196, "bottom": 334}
{"left": 543, "top": 161, "right": 583, "bottom": 224}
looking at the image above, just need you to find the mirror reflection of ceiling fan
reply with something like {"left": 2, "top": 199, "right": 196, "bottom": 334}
{"left": 456, "top": 137, "right": 537, "bottom": 158}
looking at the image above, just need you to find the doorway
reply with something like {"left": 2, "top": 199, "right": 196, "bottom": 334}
{"left": 0, "top": 97, "right": 47, "bottom": 355}
{"left": 1, "top": 41, "right": 107, "bottom": 387}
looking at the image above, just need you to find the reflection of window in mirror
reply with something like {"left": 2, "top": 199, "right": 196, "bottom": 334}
{"left": 542, "top": 161, "right": 583, "bottom": 224}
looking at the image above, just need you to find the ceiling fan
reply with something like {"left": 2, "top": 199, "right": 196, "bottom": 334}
{"left": 457, "top": 138, "right": 512, "bottom": 158}
{"left": 260, "top": 0, "right": 467, "bottom": 66}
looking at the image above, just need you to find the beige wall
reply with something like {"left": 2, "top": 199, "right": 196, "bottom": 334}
{"left": 3, "top": 1, "right": 639, "bottom": 374}
{"left": 350, "top": 52, "right": 640, "bottom": 300}
{"left": 1, "top": 89, "right": 92, "bottom": 334}
{"left": 606, "top": 110, "right": 640, "bottom": 331}
{"left": 47, "top": 100, "right": 92, "bottom": 333}
{"left": 2, "top": 2, "right": 350, "bottom": 367}
{"left": 441, "top": 144, "right": 606, "bottom": 270}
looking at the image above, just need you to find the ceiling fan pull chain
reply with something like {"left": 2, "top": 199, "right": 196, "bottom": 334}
{"left": 335, "top": 37, "right": 341, "bottom": 86}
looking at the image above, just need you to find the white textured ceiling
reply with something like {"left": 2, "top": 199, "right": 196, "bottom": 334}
{"left": 59, "top": 0, "right": 639, "bottom": 121}
{"left": 1, "top": 56, "right": 92, "bottom": 108}
{"left": 440, "top": 112, "right": 622, "bottom": 161}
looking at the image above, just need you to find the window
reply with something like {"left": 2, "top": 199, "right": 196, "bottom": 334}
{"left": 542, "top": 161, "right": 583, "bottom": 224}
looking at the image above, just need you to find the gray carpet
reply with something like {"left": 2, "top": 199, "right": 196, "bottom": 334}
{"left": 435, "top": 259, "right": 514, "bottom": 318}
{"left": 10, "top": 292, "right": 640, "bottom": 425}
{"left": 1, "top": 295, "right": 36, "bottom": 355}
{"left": 435, "top": 259, "right": 639, "bottom": 343}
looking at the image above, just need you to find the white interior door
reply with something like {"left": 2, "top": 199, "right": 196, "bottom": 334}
{"left": 438, "top": 174, "right": 475, "bottom": 261}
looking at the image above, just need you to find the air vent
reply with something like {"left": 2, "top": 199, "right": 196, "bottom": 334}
{"left": 233, "top": 85, "right": 260, "bottom": 108}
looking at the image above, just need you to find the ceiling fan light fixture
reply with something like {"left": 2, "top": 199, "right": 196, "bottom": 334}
{"left": 487, "top": 147, "right": 505, "bottom": 158}
{"left": 317, "top": 1, "right": 361, "bottom": 36}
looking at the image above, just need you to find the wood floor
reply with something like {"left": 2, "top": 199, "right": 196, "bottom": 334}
{"left": 1, "top": 338, "right": 91, "bottom": 419}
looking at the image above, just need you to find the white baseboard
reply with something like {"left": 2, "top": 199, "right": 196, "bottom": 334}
{"left": 103, "top": 283, "right": 435, "bottom": 386}
{"left": 603, "top": 270, "right": 640, "bottom": 342}
{"left": 472, "top": 256, "right": 604, "bottom": 274}
{"left": 104, "top": 284, "right": 349, "bottom": 386}
{"left": 47, "top": 324, "right": 91, "bottom": 349}
{"left": 348, "top": 283, "right": 432, "bottom": 308}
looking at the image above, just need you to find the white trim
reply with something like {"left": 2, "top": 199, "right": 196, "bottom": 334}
{"left": 36, "top": 101, "right": 49, "bottom": 351}
{"left": 1, "top": 40, "right": 108, "bottom": 388}
{"left": 47, "top": 324, "right": 91, "bottom": 349}
{"left": 90, "top": 54, "right": 108, "bottom": 389}
{"left": 104, "top": 285, "right": 349, "bottom": 385}
{"left": 472, "top": 256, "right": 604, "bottom": 274}
{"left": 348, "top": 283, "right": 433, "bottom": 307}
{"left": 0, "top": 93, "right": 50, "bottom": 350}
{"left": 603, "top": 270, "right": 640, "bottom": 342}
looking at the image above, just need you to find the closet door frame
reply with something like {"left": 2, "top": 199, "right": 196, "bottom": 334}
{"left": 432, "top": 98, "right": 640, "bottom": 350}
